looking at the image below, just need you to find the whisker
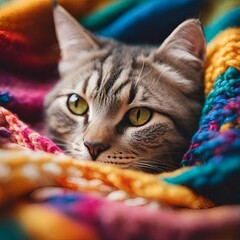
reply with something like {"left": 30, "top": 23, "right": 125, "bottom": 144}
{"left": 136, "top": 58, "right": 145, "bottom": 83}
{"left": 132, "top": 162, "right": 165, "bottom": 173}
{"left": 136, "top": 69, "right": 152, "bottom": 84}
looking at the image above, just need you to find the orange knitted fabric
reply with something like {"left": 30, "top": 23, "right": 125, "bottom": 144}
{"left": 0, "top": 0, "right": 113, "bottom": 64}
{"left": 0, "top": 149, "right": 213, "bottom": 209}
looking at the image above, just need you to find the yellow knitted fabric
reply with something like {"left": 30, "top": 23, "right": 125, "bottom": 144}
{"left": 205, "top": 28, "right": 240, "bottom": 96}
{"left": 0, "top": 149, "right": 213, "bottom": 209}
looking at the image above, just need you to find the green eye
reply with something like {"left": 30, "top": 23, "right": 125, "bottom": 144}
{"left": 67, "top": 93, "right": 88, "bottom": 115}
{"left": 129, "top": 107, "right": 152, "bottom": 126}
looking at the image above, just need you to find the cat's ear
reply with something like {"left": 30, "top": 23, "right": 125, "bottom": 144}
{"left": 157, "top": 19, "right": 206, "bottom": 65}
{"left": 53, "top": 3, "right": 98, "bottom": 60}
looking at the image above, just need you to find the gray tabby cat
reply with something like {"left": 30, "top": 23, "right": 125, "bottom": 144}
{"left": 45, "top": 4, "right": 206, "bottom": 173}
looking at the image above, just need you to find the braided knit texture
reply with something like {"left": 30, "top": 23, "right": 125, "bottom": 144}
{"left": 205, "top": 28, "right": 240, "bottom": 96}
{"left": 183, "top": 67, "right": 240, "bottom": 166}
{"left": 0, "top": 107, "right": 62, "bottom": 154}
{"left": 165, "top": 28, "right": 240, "bottom": 204}
{"left": 184, "top": 27, "right": 240, "bottom": 166}
{"left": 0, "top": 1, "right": 240, "bottom": 239}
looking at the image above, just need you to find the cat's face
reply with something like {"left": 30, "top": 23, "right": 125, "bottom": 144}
{"left": 45, "top": 5, "right": 206, "bottom": 173}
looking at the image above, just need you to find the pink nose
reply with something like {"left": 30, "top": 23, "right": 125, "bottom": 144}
{"left": 84, "top": 141, "right": 109, "bottom": 160}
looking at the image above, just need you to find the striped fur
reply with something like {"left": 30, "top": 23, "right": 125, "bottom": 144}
{"left": 45, "top": 5, "right": 206, "bottom": 173}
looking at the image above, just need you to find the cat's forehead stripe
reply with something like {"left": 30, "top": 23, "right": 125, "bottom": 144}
{"left": 98, "top": 52, "right": 132, "bottom": 93}
{"left": 85, "top": 71, "right": 99, "bottom": 98}
{"left": 113, "top": 78, "right": 131, "bottom": 96}
{"left": 100, "top": 55, "right": 114, "bottom": 88}
{"left": 127, "top": 84, "right": 137, "bottom": 105}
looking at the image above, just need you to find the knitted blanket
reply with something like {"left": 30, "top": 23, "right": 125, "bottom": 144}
{"left": 1, "top": 0, "right": 240, "bottom": 239}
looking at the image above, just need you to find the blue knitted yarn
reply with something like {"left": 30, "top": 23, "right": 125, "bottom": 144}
{"left": 164, "top": 67, "right": 240, "bottom": 204}
{"left": 0, "top": 92, "right": 11, "bottom": 105}
{"left": 0, "top": 219, "right": 28, "bottom": 240}
{"left": 96, "top": 0, "right": 205, "bottom": 44}
{"left": 183, "top": 67, "right": 240, "bottom": 166}
{"left": 202, "top": 67, "right": 240, "bottom": 118}
{"left": 205, "top": 7, "right": 240, "bottom": 43}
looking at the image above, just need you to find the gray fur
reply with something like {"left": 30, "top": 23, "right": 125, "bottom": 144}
{"left": 45, "top": 5, "right": 206, "bottom": 173}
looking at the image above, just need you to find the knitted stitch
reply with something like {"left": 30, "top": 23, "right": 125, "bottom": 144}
{"left": 184, "top": 67, "right": 240, "bottom": 166}
{"left": 165, "top": 28, "right": 240, "bottom": 204}
{"left": 0, "top": 107, "right": 62, "bottom": 154}
{"left": 0, "top": 1, "right": 240, "bottom": 239}
{"left": 205, "top": 28, "right": 240, "bottom": 96}
{"left": 0, "top": 149, "right": 212, "bottom": 209}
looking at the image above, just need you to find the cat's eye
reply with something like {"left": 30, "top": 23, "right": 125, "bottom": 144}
{"left": 67, "top": 93, "right": 88, "bottom": 115}
{"left": 129, "top": 107, "right": 152, "bottom": 126}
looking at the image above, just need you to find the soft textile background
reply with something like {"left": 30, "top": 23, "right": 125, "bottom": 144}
{"left": 0, "top": 0, "right": 240, "bottom": 239}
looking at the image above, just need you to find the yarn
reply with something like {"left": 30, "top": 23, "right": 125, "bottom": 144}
{"left": 205, "top": 28, "right": 240, "bottom": 96}
{"left": 0, "top": 1, "right": 240, "bottom": 239}
{"left": 0, "top": 92, "right": 11, "bottom": 104}
{"left": 183, "top": 67, "right": 240, "bottom": 166}
{"left": 1, "top": 149, "right": 215, "bottom": 209}
{"left": 165, "top": 28, "right": 240, "bottom": 204}
{"left": 0, "top": 107, "right": 62, "bottom": 154}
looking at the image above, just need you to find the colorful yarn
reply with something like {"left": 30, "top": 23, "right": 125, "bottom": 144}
{"left": 0, "top": 92, "right": 11, "bottom": 104}
{"left": 96, "top": 0, "right": 205, "bottom": 44}
{"left": 6, "top": 191, "right": 240, "bottom": 240}
{"left": 0, "top": 0, "right": 111, "bottom": 53}
{"left": 0, "top": 107, "right": 62, "bottom": 154}
{"left": 183, "top": 67, "right": 240, "bottom": 166}
{"left": 80, "top": 0, "right": 148, "bottom": 31}
{"left": 204, "top": 7, "right": 240, "bottom": 42}
{"left": 204, "top": 28, "right": 240, "bottom": 96}
{"left": 0, "top": 148, "right": 212, "bottom": 209}
{"left": 166, "top": 154, "right": 240, "bottom": 205}
{"left": 0, "top": 0, "right": 240, "bottom": 239}
{"left": 164, "top": 30, "right": 240, "bottom": 204}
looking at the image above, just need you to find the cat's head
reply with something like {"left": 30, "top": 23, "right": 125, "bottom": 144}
{"left": 45, "top": 4, "right": 206, "bottom": 173}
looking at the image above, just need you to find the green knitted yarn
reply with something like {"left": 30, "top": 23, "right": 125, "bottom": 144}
{"left": 165, "top": 155, "right": 240, "bottom": 204}
{"left": 0, "top": 219, "right": 28, "bottom": 240}
{"left": 80, "top": 0, "right": 147, "bottom": 31}
{"left": 164, "top": 67, "right": 240, "bottom": 204}
{"left": 205, "top": 7, "right": 240, "bottom": 42}
{"left": 202, "top": 67, "right": 240, "bottom": 118}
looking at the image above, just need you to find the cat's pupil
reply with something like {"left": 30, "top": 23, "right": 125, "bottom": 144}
{"left": 137, "top": 109, "right": 141, "bottom": 122}
{"left": 73, "top": 96, "right": 78, "bottom": 108}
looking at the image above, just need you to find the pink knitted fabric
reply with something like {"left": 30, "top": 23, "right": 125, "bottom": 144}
{"left": 0, "top": 106, "right": 62, "bottom": 154}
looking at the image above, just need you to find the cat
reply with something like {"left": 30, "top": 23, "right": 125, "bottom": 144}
{"left": 45, "top": 3, "right": 206, "bottom": 173}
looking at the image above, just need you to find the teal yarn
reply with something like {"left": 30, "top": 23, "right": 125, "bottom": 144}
{"left": 202, "top": 67, "right": 240, "bottom": 118}
{"left": 164, "top": 67, "right": 240, "bottom": 204}
{"left": 80, "top": 0, "right": 147, "bottom": 31}
{"left": 0, "top": 219, "right": 29, "bottom": 240}
{"left": 165, "top": 154, "right": 240, "bottom": 204}
{"left": 205, "top": 7, "right": 240, "bottom": 43}
{"left": 184, "top": 67, "right": 240, "bottom": 166}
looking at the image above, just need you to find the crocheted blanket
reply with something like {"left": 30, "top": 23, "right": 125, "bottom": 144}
{"left": 1, "top": 0, "right": 240, "bottom": 239}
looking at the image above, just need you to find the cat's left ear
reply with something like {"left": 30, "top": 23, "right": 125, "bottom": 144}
{"left": 53, "top": 3, "right": 98, "bottom": 60}
{"left": 157, "top": 19, "right": 206, "bottom": 66}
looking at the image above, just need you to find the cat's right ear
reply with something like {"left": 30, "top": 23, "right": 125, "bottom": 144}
{"left": 156, "top": 19, "right": 206, "bottom": 68}
{"left": 52, "top": 2, "right": 98, "bottom": 60}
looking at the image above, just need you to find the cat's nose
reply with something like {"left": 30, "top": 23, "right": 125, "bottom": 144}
{"left": 84, "top": 141, "right": 109, "bottom": 160}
